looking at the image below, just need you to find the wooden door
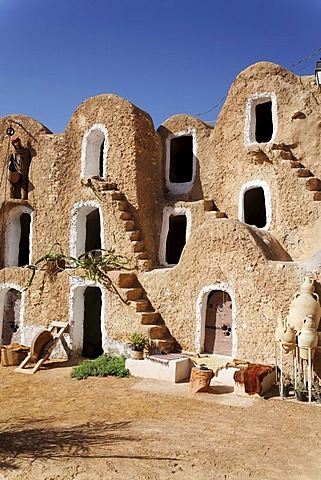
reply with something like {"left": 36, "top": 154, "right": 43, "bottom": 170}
{"left": 204, "top": 290, "right": 232, "bottom": 355}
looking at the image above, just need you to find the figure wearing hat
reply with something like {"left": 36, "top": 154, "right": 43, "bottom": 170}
{"left": 8, "top": 137, "right": 31, "bottom": 200}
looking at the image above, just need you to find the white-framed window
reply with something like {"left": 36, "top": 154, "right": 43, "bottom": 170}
{"left": 159, "top": 206, "right": 191, "bottom": 266}
{"left": 165, "top": 128, "right": 197, "bottom": 195}
{"left": 244, "top": 93, "right": 277, "bottom": 146}
{"left": 81, "top": 124, "right": 108, "bottom": 178}
{"left": 70, "top": 201, "right": 104, "bottom": 259}
{"left": 4, "top": 206, "right": 32, "bottom": 267}
{"left": 238, "top": 180, "right": 272, "bottom": 230}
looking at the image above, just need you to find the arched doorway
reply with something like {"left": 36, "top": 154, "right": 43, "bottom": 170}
{"left": 1, "top": 288, "right": 21, "bottom": 345}
{"left": 204, "top": 290, "right": 232, "bottom": 355}
{"left": 82, "top": 286, "right": 103, "bottom": 358}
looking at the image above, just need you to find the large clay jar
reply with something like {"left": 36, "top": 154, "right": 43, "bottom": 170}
{"left": 298, "top": 315, "right": 318, "bottom": 360}
{"left": 288, "top": 276, "right": 321, "bottom": 333}
{"left": 281, "top": 325, "right": 296, "bottom": 353}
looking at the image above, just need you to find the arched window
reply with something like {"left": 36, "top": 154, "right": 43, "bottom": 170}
{"left": 239, "top": 180, "right": 271, "bottom": 230}
{"left": 70, "top": 202, "right": 103, "bottom": 259}
{"left": 5, "top": 206, "right": 32, "bottom": 267}
{"left": 244, "top": 93, "right": 277, "bottom": 146}
{"left": 165, "top": 129, "right": 197, "bottom": 195}
{"left": 159, "top": 207, "right": 191, "bottom": 266}
{"left": 81, "top": 124, "right": 108, "bottom": 178}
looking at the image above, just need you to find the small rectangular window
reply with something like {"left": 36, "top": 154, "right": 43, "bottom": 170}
{"left": 255, "top": 101, "right": 273, "bottom": 143}
{"left": 165, "top": 214, "right": 187, "bottom": 264}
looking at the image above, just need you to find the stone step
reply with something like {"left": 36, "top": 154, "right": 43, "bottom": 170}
{"left": 111, "top": 191, "right": 124, "bottom": 201}
{"left": 147, "top": 325, "right": 171, "bottom": 340}
{"left": 132, "top": 241, "right": 145, "bottom": 253}
{"left": 127, "top": 230, "right": 140, "bottom": 241}
{"left": 297, "top": 168, "right": 313, "bottom": 178}
{"left": 117, "top": 272, "right": 139, "bottom": 288}
{"left": 135, "top": 299, "right": 153, "bottom": 312}
{"left": 139, "top": 311, "right": 162, "bottom": 325}
{"left": 313, "top": 192, "right": 321, "bottom": 201}
{"left": 290, "top": 160, "right": 303, "bottom": 168}
{"left": 119, "top": 211, "right": 132, "bottom": 221}
{"left": 124, "top": 220, "right": 136, "bottom": 231}
{"left": 306, "top": 178, "right": 321, "bottom": 191}
{"left": 280, "top": 150, "right": 294, "bottom": 160}
{"left": 123, "top": 287, "right": 144, "bottom": 301}
{"left": 117, "top": 200, "right": 129, "bottom": 211}
{"left": 149, "top": 339, "right": 179, "bottom": 354}
{"left": 136, "top": 259, "right": 153, "bottom": 271}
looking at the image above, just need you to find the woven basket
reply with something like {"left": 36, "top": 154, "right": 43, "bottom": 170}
{"left": 1, "top": 346, "right": 29, "bottom": 366}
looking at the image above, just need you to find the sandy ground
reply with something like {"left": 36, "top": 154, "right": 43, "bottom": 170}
{"left": 0, "top": 358, "right": 320, "bottom": 480}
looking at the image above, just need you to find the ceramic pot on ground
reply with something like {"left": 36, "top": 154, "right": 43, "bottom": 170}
{"left": 288, "top": 277, "right": 321, "bottom": 333}
{"left": 281, "top": 325, "right": 296, "bottom": 353}
{"left": 296, "top": 391, "right": 308, "bottom": 402}
{"left": 298, "top": 315, "right": 318, "bottom": 360}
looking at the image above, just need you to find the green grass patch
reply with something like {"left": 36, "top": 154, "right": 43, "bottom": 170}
{"left": 71, "top": 354, "right": 130, "bottom": 380}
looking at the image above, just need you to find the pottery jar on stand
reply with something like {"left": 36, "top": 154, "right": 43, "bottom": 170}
{"left": 298, "top": 315, "right": 318, "bottom": 360}
{"left": 288, "top": 276, "right": 321, "bottom": 334}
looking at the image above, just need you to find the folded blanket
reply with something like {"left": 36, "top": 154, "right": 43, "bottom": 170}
{"left": 233, "top": 363, "right": 273, "bottom": 395}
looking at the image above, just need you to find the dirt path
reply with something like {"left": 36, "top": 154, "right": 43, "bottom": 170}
{"left": 0, "top": 359, "right": 320, "bottom": 480}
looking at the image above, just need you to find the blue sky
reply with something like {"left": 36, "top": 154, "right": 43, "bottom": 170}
{"left": 0, "top": 0, "right": 320, "bottom": 133}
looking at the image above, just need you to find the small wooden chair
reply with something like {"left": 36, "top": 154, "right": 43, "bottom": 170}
{"left": 15, "top": 321, "right": 70, "bottom": 374}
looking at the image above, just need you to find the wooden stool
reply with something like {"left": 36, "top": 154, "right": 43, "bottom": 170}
{"left": 190, "top": 366, "right": 214, "bottom": 394}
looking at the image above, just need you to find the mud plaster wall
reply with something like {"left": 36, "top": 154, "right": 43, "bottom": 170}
{"left": 1, "top": 61, "right": 321, "bottom": 368}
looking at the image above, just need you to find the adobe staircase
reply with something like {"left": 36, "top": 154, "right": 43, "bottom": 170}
{"left": 275, "top": 145, "right": 321, "bottom": 201}
{"left": 116, "top": 271, "right": 179, "bottom": 353}
{"left": 83, "top": 177, "right": 179, "bottom": 353}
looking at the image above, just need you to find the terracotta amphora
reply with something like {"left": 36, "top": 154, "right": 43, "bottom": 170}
{"left": 281, "top": 325, "right": 296, "bottom": 353}
{"left": 298, "top": 315, "right": 318, "bottom": 360}
{"left": 288, "top": 276, "right": 321, "bottom": 333}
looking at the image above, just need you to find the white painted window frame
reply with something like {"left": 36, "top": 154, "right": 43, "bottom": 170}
{"left": 165, "top": 127, "right": 197, "bottom": 195}
{"left": 4, "top": 206, "right": 33, "bottom": 267}
{"left": 238, "top": 179, "right": 272, "bottom": 230}
{"left": 244, "top": 92, "right": 277, "bottom": 146}
{"left": 195, "top": 282, "right": 237, "bottom": 356}
{"left": 0, "top": 283, "right": 25, "bottom": 344}
{"left": 81, "top": 124, "right": 108, "bottom": 178}
{"left": 69, "top": 277, "right": 106, "bottom": 355}
{"left": 159, "top": 206, "right": 192, "bottom": 267}
{"left": 70, "top": 201, "right": 104, "bottom": 259}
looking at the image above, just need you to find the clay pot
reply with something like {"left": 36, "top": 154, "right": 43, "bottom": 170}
{"left": 288, "top": 282, "right": 321, "bottom": 334}
{"left": 281, "top": 325, "right": 296, "bottom": 353}
{"left": 298, "top": 315, "right": 318, "bottom": 360}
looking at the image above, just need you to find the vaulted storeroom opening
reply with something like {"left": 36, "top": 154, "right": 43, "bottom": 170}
{"left": 82, "top": 286, "right": 103, "bottom": 358}
{"left": 165, "top": 214, "right": 187, "bottom": 265}
{"left": 255, "top": 100, "right": 273, "bottom": 143}
{"left": 18, "top": 212, "right": 31, "bottom": 266}
{"left": 85, "top": 208, "right": 101, "bottom": 254}
{"left": 243, "top": 187, "right": 267, "bottom": 228}
{"left": 1, "top": 288, "right": 21, "bottom": 345}
{"left": 204, "top": 290, "right": 232, "bottom": 356}
{"left": 169, "top": 135, "right": 193, "bottom": 183}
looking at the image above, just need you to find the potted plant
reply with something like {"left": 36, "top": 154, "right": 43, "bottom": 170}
{"left": 295, "top": 381, "right": 308, "bottom": 402}
{"left": 127, "top": 332, "right": 149, "bottom": 360}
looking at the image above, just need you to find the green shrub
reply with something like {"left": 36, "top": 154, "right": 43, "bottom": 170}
{"left": 71, "top": 354, "right": 130, "bottom": 380}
